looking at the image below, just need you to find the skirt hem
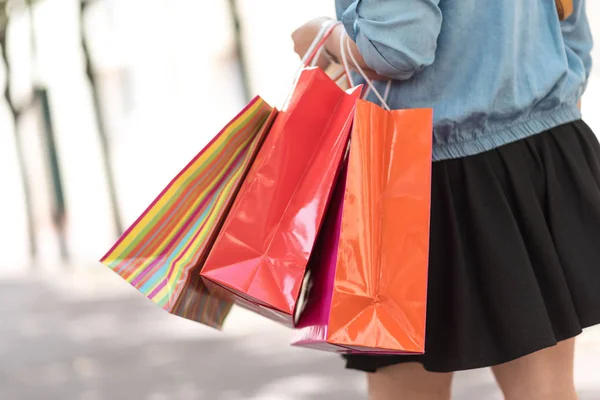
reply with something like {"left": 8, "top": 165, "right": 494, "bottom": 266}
{"left": 344, "top": 120, "right": 600, "bottom": 374}
{"left": 346, "top": 317, "right": 600, "bottom": 373}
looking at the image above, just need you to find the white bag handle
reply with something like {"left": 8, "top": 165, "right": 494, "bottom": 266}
{"left": 301, "top": 20, "right": 340, "bottom": 68}
{"left": 283, "top": 20, "right": 348, "bottom": 108}
{"left": 340, "top": 33, "right": 392, "bottom": 111}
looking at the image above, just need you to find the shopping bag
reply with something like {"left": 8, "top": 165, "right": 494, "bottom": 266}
{"left": 556, "top": 0, "right": 573, "bottom": 20}
{"left": 293, "top": 99, "right": 433, "bottom": 353}
{"left": 100, "top": 97, "right": 277, "bottom": 329}
{"left": 201, "top": 67, "right": 362, "bottom": 327}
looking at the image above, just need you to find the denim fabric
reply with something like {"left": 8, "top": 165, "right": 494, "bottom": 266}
{"left": 336, "top": 0, "right": 593, "bottom": 160}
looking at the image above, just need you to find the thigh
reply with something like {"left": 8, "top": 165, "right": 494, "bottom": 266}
{"left": 492, "top": 338, "right": 578, "bottom": 400}
{"left": 367, "top": 362, "right": 453, "bottom": 400}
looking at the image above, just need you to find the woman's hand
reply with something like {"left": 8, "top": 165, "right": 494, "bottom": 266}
{"left": 291, "top": 17, "right": 332, "bottom": 70}
{"left": 291, "top": 17, "right": 388, "bottom": 81}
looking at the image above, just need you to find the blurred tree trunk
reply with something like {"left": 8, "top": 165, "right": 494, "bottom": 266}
{"left": 27, "top": 0, "right": 70, "bottom": 262}
{"left": 227, "top": 0, "right": 251, "bottom": 102}
{"left": 79, "top": 0, "right": 124, "bottom": 237}
{"left": 0, "top": 15, "right": 38, "bottom": 260}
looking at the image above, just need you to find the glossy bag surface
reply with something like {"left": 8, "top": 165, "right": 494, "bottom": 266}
{"left": 294, "top": 99, "right": 433, "bottom": 352}
{"left": 101, "top": 97, "right": 276, "bottom": 329}
{"left": 201, "top": 68, "right": 361, "bottom": 326}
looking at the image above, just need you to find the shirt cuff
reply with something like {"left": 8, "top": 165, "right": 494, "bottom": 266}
{"left": 340, "top": 1, "right": 419, "bottom": 80}
{"left": 340, "top": 1, "right": 360, "bottom": 42}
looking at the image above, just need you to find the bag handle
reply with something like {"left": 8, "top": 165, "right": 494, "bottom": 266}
{"left": 340, "top": 33, "right": 392, "bottom": 111}
{"left": 283, "top": 21, "right": 351, "bottom": 108}
{"left": 302, "top": 21, "right": 345, "bottom": 68}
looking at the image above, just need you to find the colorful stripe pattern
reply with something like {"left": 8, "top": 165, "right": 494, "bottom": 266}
{"left": 100, "top": 96, "right": 274, "bottom": 328}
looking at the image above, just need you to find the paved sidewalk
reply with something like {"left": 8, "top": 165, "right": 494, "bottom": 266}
{"left": 1, "top": 268, "right": 599, "bottom": 400}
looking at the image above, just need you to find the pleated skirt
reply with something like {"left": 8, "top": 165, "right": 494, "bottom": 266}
{"left": 345, "top": 120, "right": 600, "bottom": 373}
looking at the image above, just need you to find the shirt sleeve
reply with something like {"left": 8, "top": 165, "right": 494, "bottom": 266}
{"left": 340, "top": 0, "right": 443, "bottom": 80}
{"left": 561, "top": 0, "right": 594, "bottom": 84}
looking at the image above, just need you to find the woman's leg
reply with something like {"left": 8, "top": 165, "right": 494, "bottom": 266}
{"left": 492, "top": 338, "right": 578, "bottom": 400}
{"left": 367, "top": 362, "right": 453, "bottom": 400}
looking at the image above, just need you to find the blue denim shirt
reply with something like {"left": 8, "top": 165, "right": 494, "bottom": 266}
{"left": 336, "top": 0, "right": 594, "bottom": 161}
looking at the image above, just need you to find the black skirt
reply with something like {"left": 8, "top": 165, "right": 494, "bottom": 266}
{"left": 344, "top": 120, "right": 600, "bottom": 373}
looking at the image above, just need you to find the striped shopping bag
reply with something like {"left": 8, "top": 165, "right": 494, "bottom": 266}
{"left": 101, "top": 97, "right": 277, "bottom": 328}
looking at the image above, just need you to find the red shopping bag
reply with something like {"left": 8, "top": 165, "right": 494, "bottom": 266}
{"left": 293, "top": 100, "right": 433, "bottom": 353}
{"left": 201, "top": 68, "right": 362, "bottom": 326}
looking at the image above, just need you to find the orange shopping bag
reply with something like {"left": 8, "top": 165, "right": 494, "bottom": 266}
{"left": 293, "top": 97, "right": 433, "bottom": 353}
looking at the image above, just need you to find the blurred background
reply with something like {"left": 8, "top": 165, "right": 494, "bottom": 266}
{"left": 0, "top": 1, "right": 599, "bottom": 399}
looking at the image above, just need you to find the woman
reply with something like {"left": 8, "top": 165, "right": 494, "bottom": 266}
{"left": 292, "top": 1, "right": 596, "bottom": 399}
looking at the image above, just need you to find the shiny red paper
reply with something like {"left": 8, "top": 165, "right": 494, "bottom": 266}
{"left": 201, "top": 68, "right": 362, "bottom": 326}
